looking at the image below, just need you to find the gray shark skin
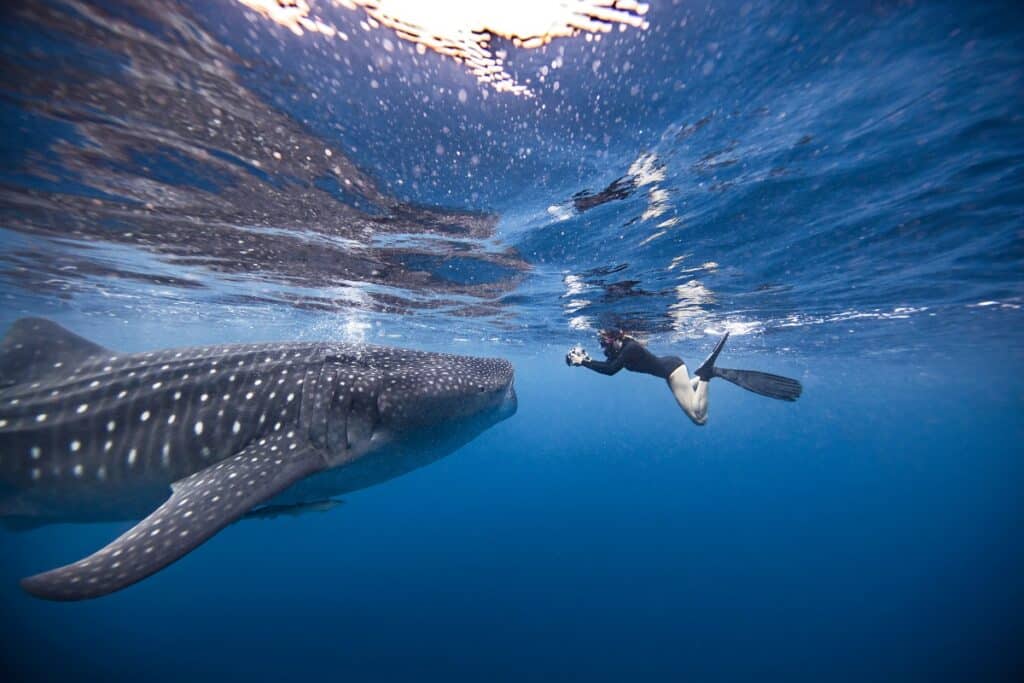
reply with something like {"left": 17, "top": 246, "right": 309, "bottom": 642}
{"left": 0, "top": 318, "right": 516, "bottom": 600}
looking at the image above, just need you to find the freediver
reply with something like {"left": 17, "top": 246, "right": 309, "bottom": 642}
{"left": 565, "top": 329, "right": 802, "bottom": 425}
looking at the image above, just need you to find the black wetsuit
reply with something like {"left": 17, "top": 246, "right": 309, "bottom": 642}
{"left": 582, "top": 339, "right": 684, "bottom": 379}
{"left": 579, "top": 335, "right": 804, "bottom": 403}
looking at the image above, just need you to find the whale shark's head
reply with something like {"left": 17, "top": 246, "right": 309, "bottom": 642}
{"left": 376, "top": 352, "right": 517, "bottom": 428}
{"left": 320, "top": 346, "right": 516, "bottom": 461}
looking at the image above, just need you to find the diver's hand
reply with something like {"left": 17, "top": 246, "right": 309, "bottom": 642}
{"left": 566, "top": 346, "right": 591, "bottom": 366}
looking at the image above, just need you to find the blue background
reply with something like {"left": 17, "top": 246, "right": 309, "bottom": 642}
{"left": 1, "top": 0, "right": 1023, "bottom": 680}
{"left": 3, "top": 353, "right": 1022, "bottom": 681}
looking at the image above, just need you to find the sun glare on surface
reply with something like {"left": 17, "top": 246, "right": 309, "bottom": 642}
{"left": 236, "top": 0, "right": 650, "bottom": 96}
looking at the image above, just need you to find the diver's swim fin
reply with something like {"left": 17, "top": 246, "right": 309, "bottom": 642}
{"left": 712, "top": 367, "right": 802, "bottom": 402}
{"left": 694, "top": 332, "right": 729, "bottom": 381}
{"left": 693, "top": 332, "right": 801, "bottom": 401}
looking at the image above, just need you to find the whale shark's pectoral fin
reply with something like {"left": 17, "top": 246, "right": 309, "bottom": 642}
{"left": 20, "top": 433, "right": 326, "bottom": 601}
{"left": 242, "top": 499, "right": 344, "bottom": 521}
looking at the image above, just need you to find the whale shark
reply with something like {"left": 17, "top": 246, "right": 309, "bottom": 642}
{"left": 0, "top": 318, "right": 516, "bottom": 600}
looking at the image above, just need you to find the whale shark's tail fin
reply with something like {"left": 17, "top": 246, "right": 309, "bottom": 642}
{"left": 0, "top": 318, "right": 109, "bottom": 388}
{"left": 712, "top": 367, "right": 803, "bottom": 402}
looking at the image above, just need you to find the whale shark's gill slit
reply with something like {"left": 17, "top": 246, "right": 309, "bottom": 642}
{"left": 343, "top": 377, "right": 382, "bottom": 457}
{"left": 345, "top": 401, "right": 373, "bottom": 453}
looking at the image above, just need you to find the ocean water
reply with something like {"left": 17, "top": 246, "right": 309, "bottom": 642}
{"left": 1, "top": 0, "right": 1022, "bottom": 681}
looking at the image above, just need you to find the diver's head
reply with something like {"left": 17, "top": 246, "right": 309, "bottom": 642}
{"left": 598, "top": 328, "right": 627, "bottom": 357}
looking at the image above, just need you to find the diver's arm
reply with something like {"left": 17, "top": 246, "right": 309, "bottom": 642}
{"left": 581, "top": 354, "right": 626, "bottom": 375}
{"left": 566, "top": 345, "right": 623, "bottom": 374}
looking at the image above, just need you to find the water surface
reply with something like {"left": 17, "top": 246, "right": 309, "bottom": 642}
{"left": 1, "top": 1, "right": 1022, "bottom": 680}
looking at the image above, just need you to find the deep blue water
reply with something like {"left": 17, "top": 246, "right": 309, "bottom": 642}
{"left": 1, "top": 0, "right": 1023, "bottom": 681}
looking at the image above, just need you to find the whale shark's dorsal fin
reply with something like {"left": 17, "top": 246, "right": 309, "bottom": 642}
{"left": 0, "top": 317, "right": 109, "bottom": 388}
{"left": 20, "top": 432, "right": 327, "bottom": 601}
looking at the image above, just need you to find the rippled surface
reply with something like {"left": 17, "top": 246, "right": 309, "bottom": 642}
{"left": 1, "top": 0, "right": 530, "bottom": 334}
{"left": 1, "top": 0, "right": 1022, "bottom": 353}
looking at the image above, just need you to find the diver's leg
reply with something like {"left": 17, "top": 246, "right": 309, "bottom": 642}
{"left": 692, "top": 376, "right": 709, "bottom": 423}
{"left": 693, "top": 376, "right": 709, "bottom": 417}
{"left": 668, "top": 365, "right": 709, "bottom": 425}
